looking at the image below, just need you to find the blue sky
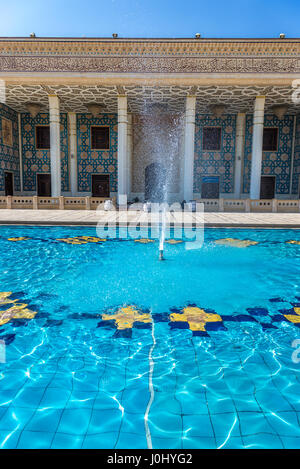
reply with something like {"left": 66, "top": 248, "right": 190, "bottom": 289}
{"left": 1, "top": 0, "right": 299, "bottom": 38}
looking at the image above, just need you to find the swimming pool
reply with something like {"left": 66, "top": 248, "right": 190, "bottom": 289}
{"left": 0, "top": 225, "right": 300, "bottom": 449}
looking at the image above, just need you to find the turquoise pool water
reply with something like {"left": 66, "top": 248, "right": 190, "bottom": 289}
{"left": 0, "top": 226, "right": 300, "bottom": 449}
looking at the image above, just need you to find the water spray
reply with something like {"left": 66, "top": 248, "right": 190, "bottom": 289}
{"left": 159, "top": 207, "right": 166, "bottom": 261}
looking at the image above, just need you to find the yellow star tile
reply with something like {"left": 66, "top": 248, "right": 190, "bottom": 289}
{"left": 284, "top": 314, "right": 300, "bottom": 324}
{"left": 102, "top": 305, "right": 151, "bottom": 330}
{"left": 57, "top": 236, "right": 106, "bottom": 244}
{"left": 170, "top": 306, "right": 222, "bottom": 332}
{"left": 286, "top": 240, "right": 300, "bottom": 245}
{"left": 215, "top": 238, "right": 258, "bottom": 248}
{"left": 7, "top": 237, "right": 31, "bottom": 241}
{"left": 134, "top": 239, "right": 155, "bottom": 244}
{"left": 0, "top": 295, "right": 37, "bottom": 326}
{"left": 166, "top": 239, "right": 183, "bottom": 244}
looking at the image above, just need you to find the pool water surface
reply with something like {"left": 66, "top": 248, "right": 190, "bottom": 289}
{"left": 0, "top": 226, "right": 300, "bottom": 449}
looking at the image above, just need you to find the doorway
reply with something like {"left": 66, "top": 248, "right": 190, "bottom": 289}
{"left": 201, "top": 176, "right": 220, "bottom": 199}
{"left": 4, "top": 171, "right": 13, "bottom": 196}
{"left": 92, "top": 174, "right": 110, "bottom": 197}
{"left": 260, "top": 176, "right": 275, "bottom": 199}
{"left": 145, "top": 162, "right": 167, "bottom": 202}
{"left": 37, "top": 174, "right": 51, "bottom": 196}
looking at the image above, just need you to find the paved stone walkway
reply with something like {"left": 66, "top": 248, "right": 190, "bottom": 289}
{"left": 0, "top": 209, "right": 300, "bottom": 228}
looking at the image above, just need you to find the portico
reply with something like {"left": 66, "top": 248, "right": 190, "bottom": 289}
{"left": 0, "top": 36, "right": 299, "bottom": 205}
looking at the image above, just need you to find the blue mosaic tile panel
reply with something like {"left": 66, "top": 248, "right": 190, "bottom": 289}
{"left": 0, "top": 103, "right": 20, "bottom": 192}
{"left": 77, "top": 114, "right": 118, "bottom": 192}
{"left": 292, "top": 115, "right": 300, "bottom": 195}
{"left": 243, "top": 114, "right": 294, "bottom": 195}
{"left": 21, "top": 113, "right": 69, "bottom": 192}
{"left": 194, "top": 114, "right": 236, "bottom": 194}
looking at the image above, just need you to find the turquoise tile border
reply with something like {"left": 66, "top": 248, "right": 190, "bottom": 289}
{"left": 194, "top": 114, "right": 236, "bottom": 194}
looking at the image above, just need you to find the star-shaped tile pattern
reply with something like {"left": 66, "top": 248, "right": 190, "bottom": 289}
{"left": 57, "top": 236, "right": 106, "bottom": 245}
{"left": 0, "top": 292, "right": 37, "bottom": 326}
{"left": 134, "top": 239, "right": 155, "bottom": 244}
{"left": 169, "top": 306, "right": 226, "bottom": 336}
{"left": 281, "top": 306, "right": 300, "bottom": 325}
{"left": 214, "top": 238, "right": 258, "bottom": 248}
{"left": 7, "top": 237, "right": 31, "bottom": 242}
{"left": 98, "top": 305, "right": 152, "bottom": 338}
{"left": 286, "top": 240, "right": 300, "bottom": 245}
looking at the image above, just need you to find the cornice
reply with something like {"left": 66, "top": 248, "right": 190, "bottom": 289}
{"left": 0, "top": 38, "right": 299, "bottom": 58}
{"left": 0, "top": 38, "right": 299, "bottom": 74}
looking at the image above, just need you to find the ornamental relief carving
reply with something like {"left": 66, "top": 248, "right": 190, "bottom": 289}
{"left": 0, "top": 56, "right": 298, "bottom": 73}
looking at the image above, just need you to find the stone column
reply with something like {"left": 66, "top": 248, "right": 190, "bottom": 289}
{"left": 250, "top": 96, "right": 265, "bottom": 199}
{"left": 48, "top": 95, "right": 61, "bottom": 197}
{"left": 126, "top": 113, "right": 133, "bottom": 199}
{"left": 68, "top": 112, "right": 77, "bottom": 196}
{"left": 183, "top": 96, "right": 196, "bottom": 202}
{"left": 117, "top": 95, "right": 128, "bottom": 204}
{"left": 234, "top": 113, "right": 246, "bottom": 198}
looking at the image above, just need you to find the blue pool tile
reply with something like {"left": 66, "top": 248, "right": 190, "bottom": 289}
{"left": 81, "top": 432, "right": 118, "bottom": 449}
{"left": 178, "top": 392, "right": 208, "bottom": 415}
{"left": 150, "top": 411, "right": 182, "bottom": 438}
{"left": 65, "top": 390, "right": 96, "bottom": 409}
{"left": 206, "top": 322, "right": 227, "bottom": 332}
{"left": 115, "top": 432, "right": 147, "bottom": 449}
{"left": 192, "top": 330, "right": 209, "bottom": 337}
{"left": 269, "top": 298, "right": 285, "bottom": 303}
{"left": 261, "top": 323, "right": 277, "bottom": 331}
{"left": 243, "top": 433, "right": 284, "bottom": 449}
{"left": 0, "top": 334, "right": 15, "bottom": 345}
{"left": 17, "top": 430, "right": 54, "bottom": 449}
{"left": 211, "top": 412, "right": 240, "bottom": 438}
{"left": 278, "top": 308, "right": 296, "bottom": 315}
{"left": 222, "top": 314, "right": 258, "bottom": 323}
{"left": 121, "top": 412, "right": 146, "bottom": 435}
{"left": 169, "top": 321, "right": 189, "bottom": 330}
{"left": 239, "top": 411, "right": 277, "bottom": 437}
{"left": 272, "top": 314, "right": 290, "bottom": 323}
{"left": 152, "top": 437, "right": 182, "bottom": 449}
{"left": 27, "top": 408, "right": 63, "bottom": 433}
{"left": 39, "top": 387, "right": 71, "bottom": 409}
{"left": 216, "top": 435, "right": 244, "bottom": 449}
{"left": 182, "top": 435, "right": 216, "bottom": 449}
{"left": 0, "top": 429, "right": 21, "bottom": 448}
{"left": 281, "top": 436, "right": 300, "bottom": 449}
{"left": 57, "top": 408, "right": 92, "bottom": 435}
{"left": 51, "top": 432, "right": 84, "bottom": 449}
{"left": 265, "top": 411, "right": 300, "bottom": 437}
{"left": 207, "top": 397, "right": 236, "bottom": 415}
{"left": 43, "top": 319, "right": 63, "bottom": 327}
{"left": 0, "top": 406, "right": 35, "bottom": 431}
{"left": 87, "top": 408, "right": 122, "bottom": 435}
{"left": 246, "top": 308, "right": 269, "bottom": 316}
{"left": 256, "top": 389, "right": 294, "bottom": 412}
{"left": 93, "top": 392, "right": 122, "bottom": 411}
{"left": 183, "top": 414, "right": 215, "bottom": 438}
{"left": 234, "top": 395, "right": 261, "bottom": 413}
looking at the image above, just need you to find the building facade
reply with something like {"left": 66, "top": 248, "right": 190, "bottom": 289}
{"left": 0, "top": 36, "right": 299, "bottom": 202}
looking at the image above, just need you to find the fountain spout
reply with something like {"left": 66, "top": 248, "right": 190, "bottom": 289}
{"left": 159, "top": 207, "right": 166, "bottom": 261}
